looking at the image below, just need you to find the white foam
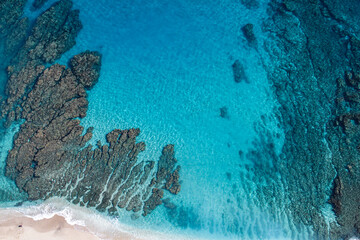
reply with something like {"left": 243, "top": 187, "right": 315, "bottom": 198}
{"left": 18, "top": 198, "right": 86, "bottom": 226}
{"left": 7, "top": 198, "right": 212, "bottom": 240}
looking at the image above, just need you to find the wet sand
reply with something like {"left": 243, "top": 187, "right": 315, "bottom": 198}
{"left": 0, "top": 209, "right": 140, "bottom": 240}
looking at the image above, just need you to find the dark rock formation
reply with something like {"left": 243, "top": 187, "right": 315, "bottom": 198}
{"left": 232, "top": 60, "right": 249, "bottom": 83}
{"left": 156, "top": 145, "right": 181, "bottom": 195}
{"left": 1, "top": 0, "right": 83, "bottom": 125}
{"left": 220, "top": 106, "right": 229, "bottom": 119}
{"left": 241, "top": 23, "right": 256, "bottom": 44}
{"left": 1, "top": 0, "right": 181, "bottom": 217}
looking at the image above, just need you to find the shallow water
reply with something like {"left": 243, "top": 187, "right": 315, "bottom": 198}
{"left": 0, "top": 123, "right": 27, "bottom": 203}
{"left": 0, "top": 0, "right": 295, "bottom": 239}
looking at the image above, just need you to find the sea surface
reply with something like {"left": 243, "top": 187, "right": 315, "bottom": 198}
{"left": 0, "top": 0, "right": 297, "bottom": 239}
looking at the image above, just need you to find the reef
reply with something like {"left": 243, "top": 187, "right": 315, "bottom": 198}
{"left": 326, "top": 71, "right": 360, "bottom": 238}
{"left": 0, "top": 0, "right": 181, "bottom": 217}
{"left": 253, "top": 0, "right": 360, "bottom": 239}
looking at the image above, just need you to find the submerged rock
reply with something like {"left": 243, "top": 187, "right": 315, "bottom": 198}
{"left": 232, "top": 60, "right": 249, "bottom": 83}
{"left": 241, "top": 23, "right": 256, "bottom": 44}
{"left": 220, "top": 106, "right": 229, "bottom": 119}
{"left": 163, "top": 200, "right": 177, "bottom": 210}
{"left": 226, "top": 172, "right": 231, "bottom": 181}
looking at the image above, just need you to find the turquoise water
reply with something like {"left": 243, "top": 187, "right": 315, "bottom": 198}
{"left": 0, "top": 123, "right": 27, "bottom": 203}
{"left": 0, "top": 0, "right": 296, "bottom": 239}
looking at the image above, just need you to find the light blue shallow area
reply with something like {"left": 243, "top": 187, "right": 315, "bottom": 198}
{"left": 14, "top": 0, "right": 291, "bottom": 239}
{"left": 0, "top": 123, "right": 27, "bottom": 203}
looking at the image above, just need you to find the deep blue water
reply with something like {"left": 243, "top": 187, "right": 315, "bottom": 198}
{"left": 0, "top": 0, "right": 302, "bottom": 239}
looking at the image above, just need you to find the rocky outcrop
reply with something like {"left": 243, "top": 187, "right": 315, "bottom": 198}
{"left": 1, "top": 0, "right": 82, "bottom": 126}
{"left": 1, "top": 0, "right": 181, "bottom": 217}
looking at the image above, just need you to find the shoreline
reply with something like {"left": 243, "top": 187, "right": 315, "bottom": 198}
{"left": 0, "top": 210, "right": 104, "bottom": 240}
{"left": 0, "top": 199, "right": 207, "bottom": 240}
{"left": 0, "top": 207, "right": 147, "bottom": 240}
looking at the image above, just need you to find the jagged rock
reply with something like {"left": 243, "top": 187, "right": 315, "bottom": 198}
{"left": 232, "top": 60, "right": 249, "bottom": 83}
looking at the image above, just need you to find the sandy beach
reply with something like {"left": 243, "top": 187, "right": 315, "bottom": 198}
{"left": 0, "top": 209, "right": 141, "bottom": 240}
{"left": 0, "top": 200, "right": 202, "bottom": 240}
